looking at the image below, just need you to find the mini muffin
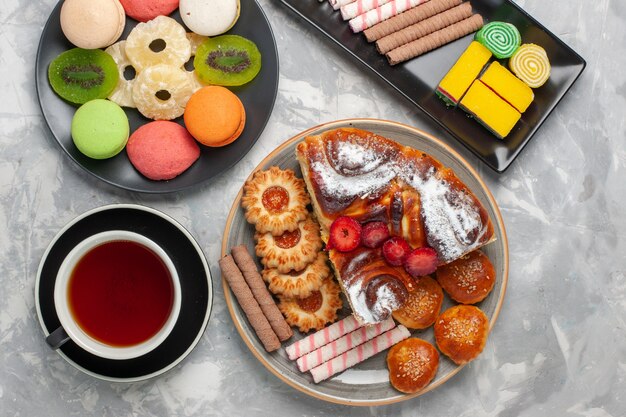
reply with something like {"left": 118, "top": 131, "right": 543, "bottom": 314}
{"left": 387, "top": 338, "right": 439, "bottom": 394}
{"left": 392, "top": 276, "right": 443, "bottom": 329}
{"left": 119, "top": 0, "right": 180, "bottom": 22}
{"left": 60, "top": 0, "right": 126, "bottom": 49}
{"left": 436, "top": 250, "right": 495, "bottom": 304}
{"left": 126, "top": 121, "right": 200, "bottom": 180}
{"left": 434, "top": 305, "right": 489, "bottom": 365}
{"left": 183, "top": 86, "right": 245, "bottom": 147}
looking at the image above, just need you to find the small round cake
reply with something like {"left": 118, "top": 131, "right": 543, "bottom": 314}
{"left": 436, "top": 249, "right": 495, "bottom": 304}
{"left": 179, "top": 0, "right": 240, "bottom": 37}
{"left": 119, "top": 0, "right": 180, "bottom": 22}
{"left": 126, "top": 121, "right": 200, "bottom": 180}
{"left": 392, "top": 275, "right": 444, "bottom": 329}
{"left": 183, "top": 86, "right": 245, "bottom": 147}
{"left": 71, "top": 99, "right": 129, "bottom": 159}
{"left": 434, "top": 305, "right": 489, "bottom": 365}
{"left": 60, "top": 0, "right": 126, "bottom": 49}
{"left": 387, "top": 338, "right": 439, "bottom": 394}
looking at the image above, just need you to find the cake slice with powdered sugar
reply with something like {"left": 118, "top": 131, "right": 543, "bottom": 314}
{"left": 295, "top": 127, "right": 495, "bottom": 324}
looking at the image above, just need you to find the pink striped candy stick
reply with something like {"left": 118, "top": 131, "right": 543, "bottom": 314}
{"left": 285, "top": 315, "right": 361, "bottom": 360}
{"left": 297, "top": 317, "right": 395, "bottom": 372}
{"left": 329, "top": 0, "right": 356, "bottom": 11}
{"left": 349, "top": 0, "right": 426, "bottom": 33}
{"left": 340, "top": 0, "right": 392, "bottom": 20}
{"left": 310, "top": 325, "right": 411, "bottom": 383}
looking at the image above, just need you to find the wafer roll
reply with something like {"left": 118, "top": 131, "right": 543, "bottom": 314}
{"left": 349, "top": 0, "right": 425, "bottom": 33}
{"left": 386, "top": 13, "right": 483, "bottom": 65}
{"left": 231, "top": 245, "right": 293, "bottom": 342}
{"left": 310, "top": 325, "right": 411, "bottom": 383}
{"left": 363, "top": 0, "right": 462, "bottom": 42}
{"left": 330, "top": 0, "right": 356, "bottom": 10}
{"left": 219, "top": 255, "right": 281, "bottom": 352}
{"left": 297, "top": 318, "right": 395, "bottom": 372}
{"left": 376, "top": 2, "right": 472, "bottom": 54}
{"left": 341, "top": 0, "right": 391, "bottom": 20}
{"left": 285, "top": 315, "right": 362, "bottom": 360}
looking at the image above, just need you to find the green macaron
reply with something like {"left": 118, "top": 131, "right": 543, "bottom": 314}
{"left": 71, "top": 99, "right": 129, "bottom": 159}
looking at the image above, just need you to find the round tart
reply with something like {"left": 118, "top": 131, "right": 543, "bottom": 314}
{"left": 436, "top": 250, "right": 495, "bottom": 304}
{"left": 434, "top": 305, "right": 489, "bottom": 365}
{"left": 392, "top": 275, "right": 443, "bottom": 329}
{"left": 242, "top": 166, "right": 309, "bottom": 236}
{"left": 278, "top": 278, "right": 343, "bottom": 333}
{"left": 262, "top": 252, "right": 329, "bottom": 298}
{"left": 255, "top": 217, "right": 322, "bottom": 273}
{"left": 387, "top": 338, "right": 439, "bottom": 394}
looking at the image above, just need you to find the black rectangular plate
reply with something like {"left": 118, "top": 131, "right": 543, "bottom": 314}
{"left": 278, "top": 0, "right": 586, "bottom": 172}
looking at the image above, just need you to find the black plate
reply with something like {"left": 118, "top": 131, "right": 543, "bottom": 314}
{"left": 35, "top": 204, "right": 213, "bottom": 381}
{"left": 278, "top": 0, "right": 585, "bottom": 172}
{"left": 35, "top": 1, "right": 279, "bottom": 193}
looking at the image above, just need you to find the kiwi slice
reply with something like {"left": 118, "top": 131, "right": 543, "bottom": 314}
{"left": 194, "top": 35, "right": 261, "bottom": 87}
{"left": 48, "top": 48, "right": 119, "bottom": 105}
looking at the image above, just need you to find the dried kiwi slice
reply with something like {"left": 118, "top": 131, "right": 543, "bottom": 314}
{"left": 194, "top": 35, "right": 261, "bottom": 87}
{"left": 48, "top": 48, "right": 119, "bottom": 105}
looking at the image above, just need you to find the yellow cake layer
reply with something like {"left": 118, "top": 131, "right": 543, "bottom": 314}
{"left": 460, "top": 80, "right": 521, "bottom": 139}
{"left": 480, "top": 61, "right": 534, "bottom": 113}
{"left": 437, "top": 41, "right": 492, "bottom": 105}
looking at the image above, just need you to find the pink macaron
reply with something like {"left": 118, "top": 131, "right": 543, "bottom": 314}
{"left": 119, "top": 0, "right": 180, "bottom": 22}
{"left": 127, "top": 121, "right": 200, "bottom": 181}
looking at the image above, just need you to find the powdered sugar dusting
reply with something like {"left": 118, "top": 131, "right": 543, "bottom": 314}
{"left": 311, "top": 160, "right": 396, "bottom": 201}
{"left": 335, "top": 141, "right": 383, "bottom": 173}
{"left": 308, "top": 137, "right": 489, "bottom": 262}
{"left": 401, "top": 166, "right": 486, "bottom": 262}
{"left": 346, "top": 280, "right": 401, "bottom": 324}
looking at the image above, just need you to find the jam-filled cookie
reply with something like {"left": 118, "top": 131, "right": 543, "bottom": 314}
{"left": 392, "top": 276, "right": 443, "bottom": 330}
{"left": 436, "top": 250, "right": 495, "bottom": 304}
{"left": 278, "top": 278, "right": 343, "bottom": 333}
{"left": 242, "top": 167, "right": 310, "bottom": 236}
{"left": 255, "top": 217, "right": 322, "bottom": 273}
{"left": 262, "top": 252, "right": 329, "bottom": 298}
{"left": 434, "top": 305, "right": 489, "bottom": 365}
{"left": 387, "top": 338, "right": 439, "bottom": 394}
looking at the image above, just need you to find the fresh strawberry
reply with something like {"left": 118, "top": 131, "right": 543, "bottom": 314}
{"left": 327, "top": 216, "right": 362, "bottom": 252}
{"left": 361, "top": 221, "right": 390, "bottom": 248}
{"left": 382, "top": 236, "right": 411, "bottom": 266}
{"left": 403, "top": 247, "right": 438, "bottom": 278}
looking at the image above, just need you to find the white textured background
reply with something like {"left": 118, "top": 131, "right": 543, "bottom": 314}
{"left": 1, "top": 0, "right": 625, "bottom": 415}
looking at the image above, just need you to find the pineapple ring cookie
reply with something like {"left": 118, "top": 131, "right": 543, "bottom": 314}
{"left": 125, "top": 15, "right": 191, "bottom": 71}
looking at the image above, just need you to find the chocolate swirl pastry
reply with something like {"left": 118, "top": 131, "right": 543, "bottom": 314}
{"left": 330, "top": 247, "right": 413, "bottom": 323}
{"left": 296, "top": 127, "right": 495, "bottom": 324}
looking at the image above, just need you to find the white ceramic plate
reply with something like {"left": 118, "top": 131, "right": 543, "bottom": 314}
{"left": 221, "top": 119, "right": 508, "bottom": 405}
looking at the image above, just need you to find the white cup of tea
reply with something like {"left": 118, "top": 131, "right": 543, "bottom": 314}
{"left": 47, "top": 230, "right": 181, "bottom": 360}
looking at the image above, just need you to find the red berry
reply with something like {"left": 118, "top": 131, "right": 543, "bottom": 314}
{"left": 382, "top": 236, "right": 411, "bottom": 266}
{"left": 327, "top": 216, "right": 362, "bottom": 252}
{"left": 403, "top": 247, "right": 439, "bottom": 278}
{"left": 361, "top": 221, "right": 390, "bottom": 248}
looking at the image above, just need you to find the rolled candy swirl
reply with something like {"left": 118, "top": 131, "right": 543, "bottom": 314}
{"left": 475, "top": 21, "right": 521, "bottom": 59}
{"left": 509, "top": 43, "right": 551, "bottom": 88}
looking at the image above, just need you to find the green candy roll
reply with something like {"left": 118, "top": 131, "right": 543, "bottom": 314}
{"left": 475, "top": 21, "right": 521, "bottom": 59}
